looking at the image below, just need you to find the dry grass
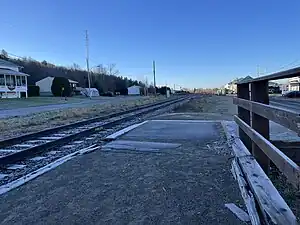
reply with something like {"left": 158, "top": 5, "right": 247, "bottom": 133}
{"left": 0, "top": 96, "right": 165, "bottom": 140}
{"left": 174, "top": 95, "right": 237, "bottom": 116}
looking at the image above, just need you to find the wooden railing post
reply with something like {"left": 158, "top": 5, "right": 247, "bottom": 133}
{"left": 251, "top": 81, "right": 270, "bottom": 174}
{"left": 237, "top": 83, "right": 251, "bottom": 150}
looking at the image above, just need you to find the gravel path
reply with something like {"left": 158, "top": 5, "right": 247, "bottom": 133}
{"left": 0, "top": 120, "right": 246, "bottom": 225}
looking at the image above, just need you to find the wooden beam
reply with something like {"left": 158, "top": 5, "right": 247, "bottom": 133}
{"left": 234, "top": 115, "right": 300, "bottom": 188}
{"left": 238, "top": 156, "right": 298, "bottom": 225}
{"left": 238, "top": 66, "right": 300, "bottom": 84}
{"left": 237, "top": 83, "right": 252, "bottom": 151}
{"left": 233, "top": 98, "right": 300, "bottom": 135}
{"left": 231, "top": 159, "right": 262, "bottom": 225}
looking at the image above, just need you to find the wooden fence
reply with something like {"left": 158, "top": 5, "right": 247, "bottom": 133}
{"left": 233, "top": 68, "right": 300, "bottom": 189}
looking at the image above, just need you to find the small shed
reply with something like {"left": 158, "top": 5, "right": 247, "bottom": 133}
{"left": 128, "top": 85, "right": 141, "bottom": 95}
{"left": 36, "top": 76, "right": 79, "bottom": 95}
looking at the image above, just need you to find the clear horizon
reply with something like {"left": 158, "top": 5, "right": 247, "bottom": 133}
{"left": 1, "top": 0, "right": 300, "bottom": 88}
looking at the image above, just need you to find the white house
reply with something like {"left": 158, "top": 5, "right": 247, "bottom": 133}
{"left": 36, "top": 76, "right": 79, "bottom": 95}
{"left": 288, "top": 77, "right": 300, "bottom": 91}
{"left": 128, "top": 85, "right": 141, "bottom": 95}
{"left": 0, "top": 59, "right": 29, "bottom": 98}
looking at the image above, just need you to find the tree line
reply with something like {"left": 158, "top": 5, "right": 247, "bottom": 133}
{"left": 0, "top": 49, "right": 148, "bottom": 95}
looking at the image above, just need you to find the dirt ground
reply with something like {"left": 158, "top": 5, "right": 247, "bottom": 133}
{"left": 172, "top": 95, "right": 237, "bottom": 120}
{"left": 0, "top": 96, "right": 165, "bottom": 140}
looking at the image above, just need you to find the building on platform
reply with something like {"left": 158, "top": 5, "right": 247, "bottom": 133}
{"left": 0, "top": 59, "right": 29, "bottom": 98}
{"left": 36, "top": 76, "right": 79, "bottom": 96}
{"left": 223, "top": 76, "right": 253, "bottom": 94}
{"left": 128, "top": 85, "right": 141, "bottom": 95}
{"left": 288, "top": 76, "right": 300, "bottom": 91}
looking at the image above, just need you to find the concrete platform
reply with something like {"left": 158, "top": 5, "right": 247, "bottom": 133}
{"left": 0, "top": 118, "right": 246, "bottom": 225}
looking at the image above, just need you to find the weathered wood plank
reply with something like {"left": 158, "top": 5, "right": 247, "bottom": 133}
{"left": 232, "top": 138, "right": 252, "bottom": 158}
{"left": 238, "top": 66, "right": 300, "bottom": 84}
{"left": 251, "top": 81, "right": 270, "bottom": 174}
{"left": 238, "top": 156, "right": 298, "bottom": 225}
{"left": 233, "top": 98, "right": 300, "bottom": 135}
{"left": 231, "top": 159, "right": 261, "bottom": 225}
{"left": 234, "top": 115, "right": 300, "bottom": 188}
{"left": 237, "top": 83, "right": 252, "bottom": 150}
{"left": 225, "top": 203, "right": 251, "bottom": 222}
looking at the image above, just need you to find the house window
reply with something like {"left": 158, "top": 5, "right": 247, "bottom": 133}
{"left": 16, "top": 76, "right": 22, "bottom": 86}
{"left": 0, "top": 75, "right": 4, "bottom": 86}
{"left": 6, "top": 75, "right": 16, "bottom": 86}
{"left": 21, "top": 76, "right": 26, "bottom": 86}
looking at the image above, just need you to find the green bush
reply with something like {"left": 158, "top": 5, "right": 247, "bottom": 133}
{"left": 51, "top": 77, "right": 71, "bottom": 97}
{"left": 28, "top": 85, "right": 40, "bottom": 97}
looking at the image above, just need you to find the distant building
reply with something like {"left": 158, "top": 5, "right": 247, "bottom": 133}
{"left": 288, "top": 76, "right": 300, "bottom": 91}
{"left": 128, "top": 85, "right": 141, "bottom": 95}
{"left": 268, "top": 81, "right": 280, "bottom": 93}
{"left": 36, "top": 76, "right": 79, "bottom": 96}
{"left": 224, "top": 76, "right": 253, "bottom": 94}
{"left": 0, "top": 59, "right": 29, "bottom": 98}
{"left": 280, "top": 83, "right": 289, "bottom": 95}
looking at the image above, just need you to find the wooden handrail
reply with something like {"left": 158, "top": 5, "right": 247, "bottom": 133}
{"left": 238, "top": 66, "right": 300, "bottom": 84}
{"left": 234, "top": 115, "right": 300, "bottom": 189}
{"left": 233, "top": 97, "right": 300, "bottom": 135}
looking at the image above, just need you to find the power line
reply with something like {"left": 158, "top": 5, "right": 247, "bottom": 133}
{"left": 153, "top": 60, "right": 156, "bottom": 96}
{"left": 85, "top": 30, "right": 91, "bottom": 99}
{"left": 276, "top": 59, "right": 300, "bottom": 71}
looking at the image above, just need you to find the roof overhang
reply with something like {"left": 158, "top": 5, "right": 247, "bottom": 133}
{"left": 0, "top": 68, "right": 30, "bottom": 76}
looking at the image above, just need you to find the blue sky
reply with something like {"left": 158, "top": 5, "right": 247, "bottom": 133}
{"left": 1, "top": 0, "right": 300, "bottom": 88}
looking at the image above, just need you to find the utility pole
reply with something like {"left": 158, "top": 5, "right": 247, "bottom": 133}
{"left": 86, "top": 30, "right": 91, "bottom": 99}
{"left": 153, "top": 60, "right": 156, "bottom": 96}
{"left": 257, "top": 65, "right": 260, "bottom": 78}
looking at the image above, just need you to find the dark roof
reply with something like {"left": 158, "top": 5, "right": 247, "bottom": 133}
{"left": 230, "top": 76, "right": 253, "bottom": 84}
{"left": 0, "top": 59, "right": 19, "bottom": 68}
{"left": 240, "top": 76, "right": 253, "bottom": 83}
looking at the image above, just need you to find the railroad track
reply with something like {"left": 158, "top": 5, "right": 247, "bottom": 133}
{"left": 0, "top": 97, "right": 189, "bottom": 185}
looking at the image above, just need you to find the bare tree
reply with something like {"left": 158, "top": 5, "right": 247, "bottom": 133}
{"left": 144, "top": 76, "right": 149, "bottom": 87}
{"left": 107, "top": 63, "right": 119, "bottom": 76}
{"left": 71, "top": 63, "right": 81, "bottom": 70}
{"left": 0, "top": 49, "right": 8, "bottom": 59}
{"left": 93, "top": 64, "right": 107, "bottom": 74}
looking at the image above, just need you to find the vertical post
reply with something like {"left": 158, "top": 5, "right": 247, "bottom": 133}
{"left": 251, "top": 81, "right": 270, "bottom": 174}
{"left": 153, "top": 60, "right": 156, "bottom": 96}
{"left": 15, "top": 75, "right": 18, "bottom": 98}
{"left": 4, "top": 74, "right": 7, "bottom": 98}
{"left": 237, "top": 83, "right": 251, "bottom": 150}
{"left": 25, "top": 76, "right": 28, "bottom": 98}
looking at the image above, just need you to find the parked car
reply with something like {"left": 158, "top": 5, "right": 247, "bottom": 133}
{"left": 283, "top": 91, "right": 300, "bottom": 98}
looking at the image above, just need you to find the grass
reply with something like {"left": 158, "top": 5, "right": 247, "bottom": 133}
{"left": 0, "top": 96, "right": 87, "bottom": 110}
{"left": 0, "top": 96, "right": 165, "bottom": 140}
